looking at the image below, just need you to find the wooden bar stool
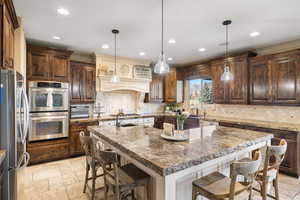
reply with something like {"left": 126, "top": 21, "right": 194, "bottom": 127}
{"left": 80, "top": 131, "right": 110, "bottom": 200}
{"left": 253, "top": 139, "right": 287, "bottom": 200}
{"left": 96, "top": 143, "right": 151, "bottom": 200}
{"left": 192, "top": 151, "right": 261, "bottom": 200}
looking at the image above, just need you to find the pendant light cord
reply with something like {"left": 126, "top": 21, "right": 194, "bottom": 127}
{"left": 161, "top": 0, "right": 164, "bottom": 55}
{"left": 225, "top": 23, "right": 228, "bottom": 66}
{"left": 114, "top": 32, "right": 117, "bottom": 75}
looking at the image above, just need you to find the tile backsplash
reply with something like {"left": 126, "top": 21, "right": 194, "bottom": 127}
{"left": 95, "top": 91, "right": 164, "bottom": 114}
{"left": 205, "top": 104, "right": 300, "bottom": 124}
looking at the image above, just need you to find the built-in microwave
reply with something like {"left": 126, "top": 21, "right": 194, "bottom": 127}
{"left": 28, "top": 81, "right": 69, "bottom": 112}
{"left": 28, "top": 111, "right": 69, "bottom": 141}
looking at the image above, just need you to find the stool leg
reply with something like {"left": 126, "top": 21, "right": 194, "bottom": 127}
{"left": 83, "top": 162, "right": 90, "bottom": 193}
{"left": 146, "top": 180, "right": 151, "bottom": 200}
{"left": 192, "top": 185, "right": 198, "bottom": 200}
{"left": 132, "top": 189, "right": 135, "bottom": 200}
{"left": 91, "top": 166, "right": 96, "bottom": 200}
{"left": 273, "top": 176, "right": 280, "bottom": 200}
{"left": 261, "top": 181, "right": 267, "bottom": 200}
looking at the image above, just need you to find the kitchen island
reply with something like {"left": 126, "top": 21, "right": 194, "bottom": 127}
{"left": 88, "top": 125, "right": 273, "bottom": 200}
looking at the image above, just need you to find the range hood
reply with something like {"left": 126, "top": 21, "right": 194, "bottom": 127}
{"left": 97, "top": 76, "right": 150, "bottom": 93}
{"left": 95, "top": 53, "right": 152, "bottom": 93}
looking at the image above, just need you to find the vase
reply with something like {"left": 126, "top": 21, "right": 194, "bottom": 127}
{"left": 177, "top": 119, "right": 184, "bottom": 130}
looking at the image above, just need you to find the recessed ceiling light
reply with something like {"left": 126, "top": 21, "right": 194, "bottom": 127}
{"left": 198, "top": 48, "right": 206, "bottom": 52}
{"left": 57, "top": 8, "right": 70, "bottom": 16}
{"left": 52, "top": 36, "right": 61, "bottom": 40}
{"left": 102, "top": 44, "right": 109, "bottom": 49}
{"left": 250, "top": 31, "right": 260, "bottom": 37}
{"left": 139, "top": 52, "right": 145, "bottom": 56}
{"left": 167, "top": 57, "right": 173, "bottom": 61}
{"left": 168, "top": 39, "right": 176, "bottom": 44}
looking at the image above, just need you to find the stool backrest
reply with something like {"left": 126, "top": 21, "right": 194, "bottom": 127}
{"left": 229, "top": 151, "right": 262, "bottom": 200}
{"left": 79, "top": 131, "right": 96, "bottom": 158}
{"left": 261, "top": 139, "right": 287, "bottom": 183}
{"left": 95, "top": 142, "right": 121, "bottom": 197}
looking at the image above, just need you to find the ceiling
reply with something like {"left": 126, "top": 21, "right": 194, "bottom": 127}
{"left": 13, "top": 0, "right": 300, "bottom": 65}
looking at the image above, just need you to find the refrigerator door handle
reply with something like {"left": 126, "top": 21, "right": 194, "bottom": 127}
{"left": 22, "top": 87, "right": 30, "bottom": 144}
{"left": 17, "top": 151, "right": 30, "bottom": 169}
{"left": 17, "top": 89, "right": 24, "bottom": 144}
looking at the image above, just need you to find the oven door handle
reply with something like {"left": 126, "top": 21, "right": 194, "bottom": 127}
{"left": 30, "top": 115, "right": 68, "bottom": 121}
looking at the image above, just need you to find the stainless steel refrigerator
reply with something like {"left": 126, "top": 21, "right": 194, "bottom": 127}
{"left": 0, "top": 69, "right": 30, "bottom": 200}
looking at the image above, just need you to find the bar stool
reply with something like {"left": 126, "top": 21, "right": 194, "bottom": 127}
{"left": 254, "top": 139, "right": 287, "bottom": 200}
{"left": 192, "top": 151, "right": 261, "bottom": 200}
{"left": 80, "top": 131, "right": 111, "bottom": 200}
{"left": 96, "top": 143, "right": 151, "bottom": 200}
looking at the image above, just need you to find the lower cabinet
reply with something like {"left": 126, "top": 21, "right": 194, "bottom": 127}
{"left": 27, "top": 139, "right": 70, "bottom": 165}
{"left": 219, "top": 122, "right": 300, "bottom": 178}
{"left": 154, "top": 116, "right": 200, "bottom": 130}
{"left": 69, "top": 120, "right": 98, "bottom": 156}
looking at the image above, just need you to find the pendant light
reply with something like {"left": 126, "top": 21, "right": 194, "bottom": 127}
{"left": 110, "top": 29, "right": 120, "bottom": 83}
{"left": 220, "top": 20, "right": 234, "bottom": 81}
{"left": 154, "top": 0, "right": 170, "bottom": 74}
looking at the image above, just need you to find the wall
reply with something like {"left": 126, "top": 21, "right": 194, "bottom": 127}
{"left": 95, "top": 91, "right": 164, "bottom": 115}
{"left": 204, "top": 104, "right": 300, "bottom": 124}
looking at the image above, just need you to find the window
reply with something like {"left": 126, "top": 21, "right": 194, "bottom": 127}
{"left": 186, "top": 79, "right": 213, "bottom": 107}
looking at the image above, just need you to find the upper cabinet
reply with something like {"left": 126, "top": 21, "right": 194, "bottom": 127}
{"left": 164, "top": 68, "right": 177, "bottom": 102}
{"left": 249, "top": 50, "right": 300, "bottom": 105}
{"left": 27, "top": 45, "right": 73, "bottom": 82}
{"left": 249, "top": 56, "right": 273, "bottom": 104}
{"left": 70, "top": 61, "right": 96, "bottom": 104}
{"left": 211, "top": 55, "right": 249, "bottom": 104}
{"left": 146, "top": 73, "right": 164, "bottom": 103}
{"left": 0, "top": 0, "right": 19, "bottom": 69}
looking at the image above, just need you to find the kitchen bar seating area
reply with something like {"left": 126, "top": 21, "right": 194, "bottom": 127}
{"left": 1, "top": 0, "right": 300, "bottom": 200}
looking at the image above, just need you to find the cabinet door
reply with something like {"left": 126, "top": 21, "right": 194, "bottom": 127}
{"left": 27, "top": 51, "right": 50, "bottom": 80}
{"left": 70, "top": 65, "right": 82, "bottom": 103}
{"left": 51, "top": 55, "right": 69, "bottom": 82}
{"left": 249, "top": 58, "right": 273, "bottom": 104}
{"left": 83, "top": 66, "right": 96, "bottom": 102}
{"left": 150, "top": 74, "right": 164, "bottom": 102}
{"left": 272, "top": 54, "right": 300, "bottom": 104}
{"left": 3, "top": 5, "right": 14, "bottom": 68}
{"left": 211, "top": 62, "right": 227, "bottom": 103}
{"left": 229, "top": 59, "right": 248, "bottom": 104}
{"left": 164, "top": 68, "right": 177, "bottom": 102}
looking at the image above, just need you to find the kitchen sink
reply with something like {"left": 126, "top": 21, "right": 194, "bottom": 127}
{"left": 120, "top": 123, "right": 137, "bottom": 127}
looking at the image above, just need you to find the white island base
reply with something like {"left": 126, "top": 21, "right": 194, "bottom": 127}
{"left": 92, "top": 133, "right": 268, "bottom": 200}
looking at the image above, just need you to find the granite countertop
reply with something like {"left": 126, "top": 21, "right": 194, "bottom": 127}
{"left": 88, "top": 125, "right": 273, "bottom": 176}
{"left": 0, "top": 150, "right": 6, "bottom": 165}
{"left": 204, "top": 116, "right": 300, "bottom": 132}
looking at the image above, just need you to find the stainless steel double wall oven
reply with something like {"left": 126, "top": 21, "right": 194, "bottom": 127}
{"left": 28, "top": 81, "right": 69, "bottom": 141}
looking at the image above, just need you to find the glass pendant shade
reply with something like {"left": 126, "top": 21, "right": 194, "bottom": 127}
{"left": 110, "top": 74, "right": 120, "bottom": 83}
{"left": 221, "top": 66, "right": 234, "bottom": 81}
{"left": 154, "top": 53, "right": 170, "bottom": 74}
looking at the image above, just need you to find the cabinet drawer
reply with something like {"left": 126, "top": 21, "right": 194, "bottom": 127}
{"left": 28, "top": 142, "right": 69, "bottom": 164}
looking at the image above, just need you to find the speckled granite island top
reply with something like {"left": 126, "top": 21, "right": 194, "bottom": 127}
{"left": 0, "top": 150, "right": 6, "bottom": 165}
{"left": 88, "top": 125, "right": 273, "bottom": 176}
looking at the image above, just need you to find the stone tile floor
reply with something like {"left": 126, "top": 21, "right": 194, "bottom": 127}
{"left": 18, "top": 156, "right": 300, "bottom": 200}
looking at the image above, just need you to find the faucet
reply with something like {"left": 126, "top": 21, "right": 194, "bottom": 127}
{"left": 115, "top": 110, "right": 125, "bottom": 127}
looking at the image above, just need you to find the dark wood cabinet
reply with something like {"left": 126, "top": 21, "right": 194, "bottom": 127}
{"left": 0, "top": 0, "right": 19, "bottom": 69}
{"left": 70, "top": 61, "right": 96, "bottom": 103}
{"left": 164, "top": 68, "right": 177, "bottom": 102}
{"left": 211, "top": 54, "right": 251, "bottom": 104}
{"left": 249, "top": 56, "right": 273, "bottom": 104}
{"left": 272, "top": 51, "right": 300, "bottom": 104}
{"left": 249, "top": 50, "right": 300, "bottom": 105}
{"left": 154, "top": 116, "right": 200, "bottom": 130}
{"left": 211, "top": 60, "right": 227, "bottom": 103}
{"left": 177, "top": 64, "right": 211, "bottom": 80}
{"left": 27, "top": 45, "right": 73, "bottom": 82}
{"left": 69, "top": 120, "right": 98, "bottom": 156}
{"left": 27, "top": 139, "right": 70, "bottom": 165}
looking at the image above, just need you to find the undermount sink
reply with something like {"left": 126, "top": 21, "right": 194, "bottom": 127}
{"left": 120, "top": 123, "right": 137, "bottom": 127}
